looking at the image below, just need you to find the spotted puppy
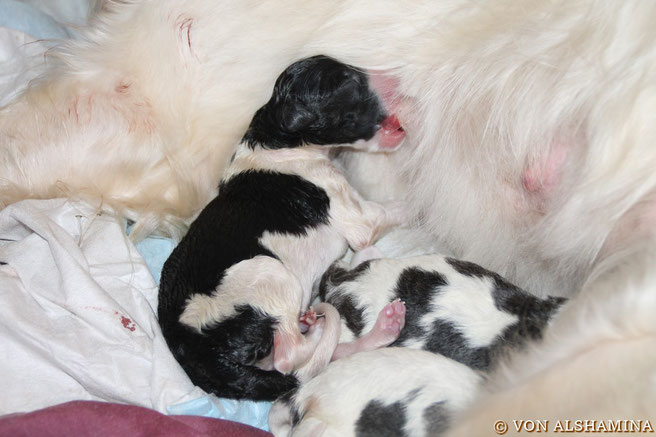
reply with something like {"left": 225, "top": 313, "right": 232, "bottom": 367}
{"left": 268, "top": 253, "right": 566, "bottom": 436}
{"left": 269, "top": 348, "right": 482, "bottom": 437}
{"left": 157, "top": 56, "right": 407, "bottom": 401}
{"left": 319, "top": 252, "right": 566, "bottom": 370}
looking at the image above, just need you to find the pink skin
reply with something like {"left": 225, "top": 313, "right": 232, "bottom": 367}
{"left": 299, "top": 299, "right": 406, "bottom": 355}
{"left": 272, "top": 303, "right": 342, "bottom": 381}
{"left": 522, "top": 142, "right": 568, "bottom": 196}
{"left": 332, "top": 299, "right": 406, "bottom": 361}
{"left": 367, "top": 72, "right": 402, "bottom": 113}
{"left": 299, "top": 306, "right": 319, "bottom": 332}
{"left": 376, "top": 114, "right": 406, "bottom": 149}
{"left": 367, "top": 71, "right": 406, "bottom": 150}
{"left": 272, "top": 316, "right": 327, "bottom": 375}
{"left": 270, "top": 299, "right": 406, "bottom": 379}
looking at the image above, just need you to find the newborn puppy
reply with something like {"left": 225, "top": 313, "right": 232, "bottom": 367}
{"left": 320, "top": 252, "right": 567, "bottom": 370}
{"left": 158, "top": 56, "right": 406, "bottom": 401}
{"left": 269, "top": 253, "right": 566, "bottom": 436}
{"left": 269, "top": 348, "right": 482, "bottom": 437}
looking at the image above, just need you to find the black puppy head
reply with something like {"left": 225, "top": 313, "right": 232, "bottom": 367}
{"left": 244, "top": 56, "right": 386, "bottom": 149}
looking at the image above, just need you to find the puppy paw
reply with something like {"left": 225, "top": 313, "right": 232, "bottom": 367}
{"left": 299, "top": 307, "right": 319, "bottom": 333}
{"left": 300, "top": 307, "right": 318, "bottom": 324}
{"left": 366, "top": 299, "right": 406, "bottom": 348}
{"left": 379, "top": 299, "right": 406, "bottom": 339}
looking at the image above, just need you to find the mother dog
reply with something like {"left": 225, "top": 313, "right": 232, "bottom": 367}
{"left": 1, "top": 0, "right": 655, "bottom": 432}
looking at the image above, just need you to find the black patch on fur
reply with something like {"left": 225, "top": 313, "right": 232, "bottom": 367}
{"left": 290, "top": 404, "right": 303, "bottom": 428}
{"left": 423, "top": 401, "right": 450, "bottom": 435}
{"left": 488, "top": 296, "right": 566, "bottom": 365}
{"left": 318, "top": 261, "right": 373, "bottom": 336}
{"left": 445, "top": 257, "right": 499, "bottom": 280}
{"left": 356, "top": 399, "right": 408, "bottom": 437}
{"left": 445, "top": 257, "right": 530, "bottom": 307}
{"left": 290, "top": 406, "right": 302, "bottom": 428}
{"left": 158, "top": 54, "right": 389, "bottom": 400}
{"left": 243, "top": 56, "right": 386, "bottom": 149}
{"left": 162, "top": 306, "right": 299, "bottom": 401}
{"left": 319, "top": 260, "right": 372, "bottom": 299}
{"left": 201, "top": 305, "right": 276, "bottom": 365}
{"left": 159, "top": 170, "right": 330, "bottom": 322}
{"left": 424, "top": 319, "right": 491, "bottom": 370}
{"left": 492, "top": 288, "right": 566, "bottom": 325}
{"left": 390, "top": 267, "right": 448, "bottom": 347}
{"left": 218, "top": 171, "right": 331, "bottom": 239}
{"left": 446, "top": 257, "right": 567, "bottom": 366}
{"left": 327, "top": 291, "right": 366, "bottom": 337}
{"left": 446, "top": 256, "right": 567, "bottom": 332}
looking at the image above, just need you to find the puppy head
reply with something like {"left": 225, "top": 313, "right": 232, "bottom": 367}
{"left": 244, "top": 56, "right": 394, "bottom": 149}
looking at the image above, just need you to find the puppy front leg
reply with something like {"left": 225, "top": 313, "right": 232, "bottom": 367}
{"left": 325, "top": 172, "right": 407, "bottom": 250}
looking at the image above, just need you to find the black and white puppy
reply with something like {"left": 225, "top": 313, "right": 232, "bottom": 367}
{"left": 269, "top": 348, "right": 482, "bottom": 437}
{"left": 157, "top": 56, "right": 406, "bottom": 401}
{"left": 320, "top": 252, "right": 567, "bottom": 371}
{"left": 269, "top": 252, "right": 566, "bottom": 436}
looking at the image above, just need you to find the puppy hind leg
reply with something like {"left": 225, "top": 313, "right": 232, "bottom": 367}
{"left": 332, "top": 299, "right": 406, "bottom": 360}
{"left": 319, "top": 162, "right": 397, "bottom": 250}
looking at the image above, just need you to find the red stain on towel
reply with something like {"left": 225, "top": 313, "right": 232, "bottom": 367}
{"left": 111, "top": 311, "right": 136, "bottom": 332}
{"left": 120, "top": 316, "right": 136, "bottom": 332}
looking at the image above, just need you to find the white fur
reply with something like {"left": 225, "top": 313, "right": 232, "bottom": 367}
{"left": 325, "top": 256, "right": 519, "bottom": 348}
{"left": 269, "top": 348, "right": 482, "bottom": 437}
{"left": 179, "top": 256, "right": 303, "bottom": 334}
{"left": 179, "top": 142, "right": 399, "bottom": 379}
{"left": 1, "top": 0, "right": 655, "bottom": 427}
{"left": 448, "top": 238, "right": 656, "bottom": 435}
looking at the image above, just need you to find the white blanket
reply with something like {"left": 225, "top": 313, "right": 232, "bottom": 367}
{"left": 0, "top": 1, "right": 272, "bottom": 430}
{"left": 0, "top": 199, "right": 208, "bottom": 413}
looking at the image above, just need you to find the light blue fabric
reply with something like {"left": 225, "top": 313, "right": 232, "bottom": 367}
{"left": 0, "top": 0, "right": 71, "bottom": 40}
{"left": 167, "top": 396, "right": 272, "bottom": 432}
{"left": 133, "top": 235, "right": 176, "bottom": 284}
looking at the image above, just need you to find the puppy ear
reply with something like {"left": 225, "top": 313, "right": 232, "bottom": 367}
{"left": 339, "top": 78, "right": 360, "bottom": 94}
{"left": 281, "top": 99, "right": 317, "bottom": 132}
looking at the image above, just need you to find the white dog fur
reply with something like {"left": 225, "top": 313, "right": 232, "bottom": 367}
{"left": 269, "top": 348, "right": 483, "bottom": 437}
{"left": 1, "top": 0, "right": 655, "bottom": 431}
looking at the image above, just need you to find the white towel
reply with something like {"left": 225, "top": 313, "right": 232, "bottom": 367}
{"left": 0, "top": 199, "right": 208, "bottom": 414}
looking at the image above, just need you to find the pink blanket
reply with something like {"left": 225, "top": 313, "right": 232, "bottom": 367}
{"left": 0, "top": 401, "right": 272, "bottom": 437}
